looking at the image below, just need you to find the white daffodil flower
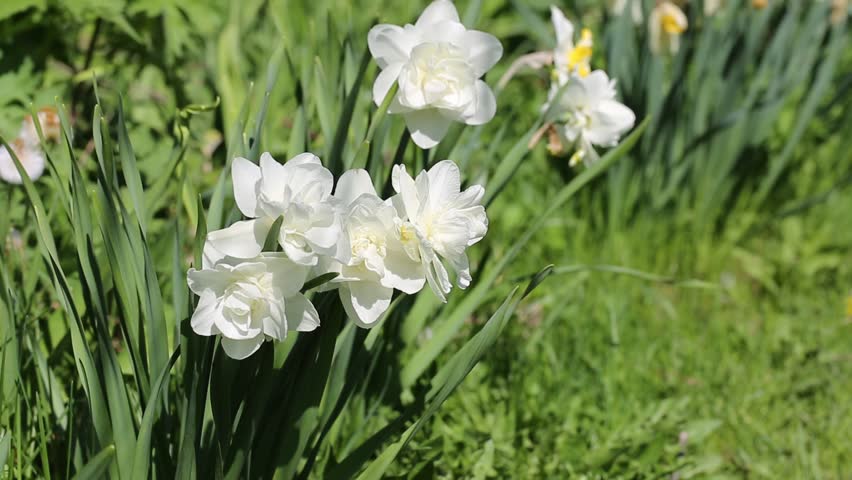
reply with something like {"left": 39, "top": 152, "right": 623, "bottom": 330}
{"left": 187, "top": 250, "right": 319, "bottom": 360}
{"left": 19, "top": 107, "right": 62, "bottom": 145}
{"left": 704, "top": 0, "right": 723, "bottom": 16}
{"left": 0, "top": 139, "right": 46, "bottom": 184}
{"left": 320, "top": 169, "right": 425, "bottom": 328}
{"left": 608, "top": 0, "right": 644, "bottom": 23}
{"left": 205, "top": 152, "right": 346, "bottom": 266}
{"left": 545, "top": 70, "right": 635, "bottom": 166}
{"left": 390, "top": 160, "right": 488, "bottom": 302}
{"left": 368, "top": 0, "right": 503, "bottom": 149}
{"left": 550, "top": 6, "right": 594, "bottom": 81}
{"left": 649, "top": 1, "right": 688, "bottom": 55}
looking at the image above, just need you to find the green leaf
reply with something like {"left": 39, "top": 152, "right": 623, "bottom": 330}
{"left": 302, "top": 272, "right": 339, "bottom": 292}
{"left": 131, "top": 349, "right": 180, "bottom": 480}
{"left": 72, "top": 445, "right": 116, "bottom": 480}
{"left": 263, "top": 216, "right": 284, "bottom": 252}
{"left": 117, "top": 96, "right": 147, "bottom": 234}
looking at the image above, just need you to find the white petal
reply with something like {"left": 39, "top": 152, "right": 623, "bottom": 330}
{"left": 550, "top": 6, "right": 575, "bottom": 48}
{"left": 261, "top": 254, "right": 310, "bottom": 296}
{"left": 344, "top": 282, "right": 392, "bottom": 328}
{"left": 262, "top": 304, "right": 288, "bottom": 341}
{"left": 403, "top": 110, "right": 453, "bottom": 149}
{"left": 221, "top": 336, "right": 264, "bottom": 360}
{"left": 464, "top": 31, "right": 503, "bottom": 77}
{"left": 201, "top": 241, "right": 227, "bottom": 269}
{"left": 190, "top": 291, "right": 221, "bottom": 336}
{"left": 288, "top": 152, "right": 321, "bottom": 166}
{"left": 206, "top": 219, "right": 268, "bottom": 260}
{"left": 581, "top": 70, "right": 616, "bottom": 101}
{"left": 187, "top": 267, "right": 232, "bottom": 297}
{"left": 231, "top": 157, "right": 260, "bottom": 218}
{"left": 391, "top": 165, "right": 421, "bottom": 218}
{"left": 335, "top": 169, "right": 377, "bottom": 206}
{"left": 281, "top": 239, "right": 319, "bottom": 266}
{"left": 373, "top": 63, "right": 403, "bottom": 107}
{"left": 285, "top": 293, "right": 320, "bottom": 332}
{"left": 463, "top": 81, "right": 497, "bottom": 126}
{"left": 450, "top": 252, "right": 472, "bottom": 289}
{"left": 586, "top": 100, "right": 636, "bottom": 146}
{"left": 425, "top": 160, "right": 461, "bottom": 208}
{"left": 382, "top": 248, "right": 426, "bottom": 294}
{"left": 368, "top": 24, "right": 415, "bottom": 69}
{"left": 424, "top": 257, "right": 452, "bottom": 302}
{"left": 415, "top": 0, "right": 460, "bottom": 27}
{"left": 259, "top": 152, "right": 289, "bottom": 189}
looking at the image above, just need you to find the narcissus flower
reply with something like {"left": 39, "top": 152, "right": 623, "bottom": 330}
{"left": 390, "top": 160, "right": 488, "bottom": 301}
{"left": 206, "top": 152, "right": 345, "bottom": 266}
{"left": 187, "top": 251, "right": 319, "bottom": 359}
{"left": 550, "top": 6, "right": 594, "bottom": 80}
{"left": 320, "top": 170, "right": 426, "bottom": 327}
{"left": 649, "top": 1, "right": 688, "bottom": 55}
{"left": 20, "top": 107, "right": 62, "bottom": 144}
{"left": 704, "top": 0, "right": 723, "bottom": 16}
{"left": 545, "top": 70, "right": 635, "bottom": 166}
{"left": 609, "top": 0, "right": 644, "bottom": 23}
{"left": 368, "top": 0, "right": 503, "bottom": 149}
{"left": 0, "top": 139, "right": 46, "bottom": 184}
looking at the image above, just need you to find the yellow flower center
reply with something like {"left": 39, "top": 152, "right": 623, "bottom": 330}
{"left": 661, "top": 13, "right": 686, "bottom": 35}
{"left": 565, "top": 29, "right": 594, "bottom": 77}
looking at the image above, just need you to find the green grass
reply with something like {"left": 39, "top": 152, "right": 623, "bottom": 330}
{"left": 1, "top": 0, "right": 851, "bottom": 478}
{"left": 404, "top": 197, "right": 852, "bottom": 477}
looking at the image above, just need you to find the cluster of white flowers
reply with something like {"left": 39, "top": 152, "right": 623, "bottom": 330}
{"left": 368, "top": 0, "right": 502, "bottom": 149}
{"left": 188, "top": 153, "right": 487, "bottom": 359}
{"left": 543, "top": 6, "right": 636, "bottom": 166}
{"left": 0, "top": 108, "right": 61, "bottom": 184}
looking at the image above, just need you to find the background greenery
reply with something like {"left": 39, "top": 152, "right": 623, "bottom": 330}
{"left": 0, "top": 0, "right": 850, "bottom": 478}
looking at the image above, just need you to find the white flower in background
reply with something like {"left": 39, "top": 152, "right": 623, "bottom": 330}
{"left": 368, "top": 0, "right": 503, "bottom": 149}
{"left": 19, "top": 107, "right": 62, "bottom": 145}
{"left": 0, "top": 139, "right": 46, "bottom": 184}
{"left": 608, "top": 0, "right": 644, "bottom": 23}
{"left": 320, "top": 169, "right": 425, "bottom": 327}
{"left": 205, "top": 152, "right": 346, "bottom": 266}
{"left": 545, "top": 70, "right": 635, "bottom": 166}
{"left": 550, "top": 6, "right": 594, "bottom": 81}
{"left": 649, "top": 1, "right": 688, "bottom": 55}
{"left": 390, "top": 160, "right": 487, "bottom": 302}
{"left": 704, "top": 0, "right": 723, "bottom": 16}
{"left": 187, "top": 250, "right": 319, "bottom": 360}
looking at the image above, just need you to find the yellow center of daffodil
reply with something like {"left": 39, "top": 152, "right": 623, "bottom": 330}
{"left": 566, "top": 28, "right": 593, "bottom": 77}
{"left": 661, "top": 13, "right": 686, "bottom": 35}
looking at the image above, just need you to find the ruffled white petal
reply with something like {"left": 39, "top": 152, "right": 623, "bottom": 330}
{"left": 415, "top": 0, "right": 460, "bottom": 27}
{"left": 221, "top": 336, "right": 264, "bottom": 360}
{"left": 403, "top": 109, "right": 453, "bottom": 149}
{"left": 231, "top": 157, "right": 261, "bottom": 218}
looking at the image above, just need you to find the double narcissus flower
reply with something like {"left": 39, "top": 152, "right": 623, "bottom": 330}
{"left": 205, "top": 153, "right": 345, "bottom": 267}
{"left": 545, "top": 70, "right": 636, "bottom": 166}
{"left": 321, "top": 169, "right": 426, "bottom": 328}
{"left": 391, "top": 160, "right": 487, "bottom": 301}
{"left": 188, "top": 252, "right": 319, "bottom": 359}
{"left": 368, "top": 0, "right": 503, "bottom": 149}
{"left": 190, "top": 153, "right": 488, "bottom": 358}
